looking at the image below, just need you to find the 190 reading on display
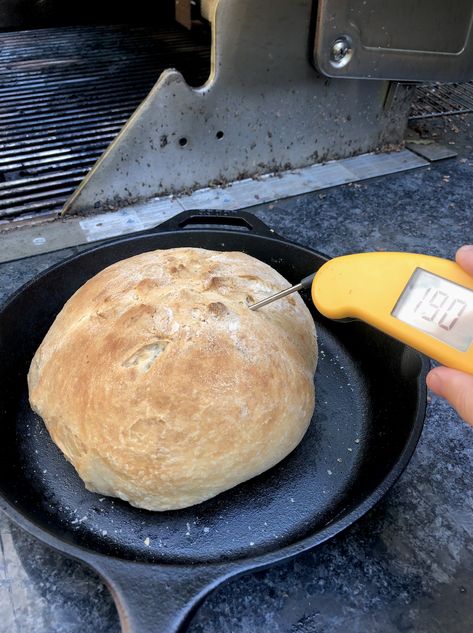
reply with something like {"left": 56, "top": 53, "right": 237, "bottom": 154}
{"left": 392, "top": 268, "right": 473, "bottom": 352}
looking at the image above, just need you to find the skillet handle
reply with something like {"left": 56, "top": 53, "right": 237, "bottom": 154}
{"left": 155, "top": 209, "right": 277, "bottom": 236}
{"left": 88, "top": 557, "right": 227, "bottom": 633}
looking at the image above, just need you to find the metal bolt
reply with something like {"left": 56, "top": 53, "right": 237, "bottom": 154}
{"left": 330, "top": 37, "right": 353, "bottom": 68}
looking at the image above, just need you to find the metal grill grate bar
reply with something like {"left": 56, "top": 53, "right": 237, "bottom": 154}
{"left": 0, "top": 186, "right": 78, "bottom": 212}
{"left": 0, "top": 168, "right": 86, "bottom": 189}
{"left": 0, "top": 132, "right": 123, "bottom": 160}
{"left": 0, "top": 144, "right": 116, "bottom": 169}
{"left": 13, "top": 156, "right": 102, "bottom": 175}
{"left": 0, "top": 174, "right": 84, "bottom": 197}
{"left": 0, "top": 122, "right": 126, "bottom": 147}
{"left": 0, "top": 103, "right": 139, "bottom": 127}
{"left": 0, "top": 195, "right": 79, "bottom": 218}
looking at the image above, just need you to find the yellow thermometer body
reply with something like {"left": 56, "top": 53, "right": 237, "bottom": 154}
{"left": 312, "top": 253, "right": 473, "bottom": 375}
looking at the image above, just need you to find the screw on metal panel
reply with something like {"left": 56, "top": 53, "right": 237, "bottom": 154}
{"left": 330, "top": 37, "right": 353, "bottom": 68}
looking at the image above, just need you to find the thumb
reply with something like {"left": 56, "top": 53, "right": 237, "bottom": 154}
{"left": 427, "top": 366, "right": 473, "bottom": 427}
{"left": 456, "top": 244, "right": 473, "bottom": 276}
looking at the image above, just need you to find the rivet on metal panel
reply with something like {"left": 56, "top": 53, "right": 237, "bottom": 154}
{"left": 330, "top": 37, "right": 353, "bottom": 68}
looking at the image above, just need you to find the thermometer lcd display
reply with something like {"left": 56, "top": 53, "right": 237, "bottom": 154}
{"left": 392, "top": 268, "right": 473, "bottom": 352}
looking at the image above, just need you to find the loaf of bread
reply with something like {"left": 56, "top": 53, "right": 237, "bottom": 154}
{"left": 28, "top": 248, "right": 317, "bottom": 510}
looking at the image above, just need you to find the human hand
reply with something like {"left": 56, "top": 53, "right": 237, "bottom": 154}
{"left": 426, "top": 245, "right": 473, "bottom": 426}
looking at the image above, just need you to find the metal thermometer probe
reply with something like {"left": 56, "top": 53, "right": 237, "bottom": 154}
{"left": 249, "top": 273, "right": 316, "bottom": 310}
{"left": 249, "top": 252, "right": 473, "bottom": 375}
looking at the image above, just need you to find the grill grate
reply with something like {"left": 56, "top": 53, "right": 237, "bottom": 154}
{"left": 0, "top": 24, "right": 210, "bottom": 222}
{"left": 410, "top": 82, "right": 473, "bottom": 120}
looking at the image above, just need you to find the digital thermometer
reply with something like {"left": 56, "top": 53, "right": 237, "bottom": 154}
{"left": 250, "top": 253, "right": 473, "bottom": 375}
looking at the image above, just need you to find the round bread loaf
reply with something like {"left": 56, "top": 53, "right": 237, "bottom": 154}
{"left": 28, "top": 248, "right": 317, "bottom": 510}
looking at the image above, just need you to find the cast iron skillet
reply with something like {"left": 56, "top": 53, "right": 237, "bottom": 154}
{"left": 0, "top": 210, "right": 428, "bottom": 633}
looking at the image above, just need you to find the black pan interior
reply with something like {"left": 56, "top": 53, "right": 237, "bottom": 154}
{"left": 0, "top": 228, "right": 424, "bottom": 565}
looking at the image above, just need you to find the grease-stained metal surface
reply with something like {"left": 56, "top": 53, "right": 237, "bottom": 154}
{"left": 63, "top": 0, "right": 414, "bottom": 216}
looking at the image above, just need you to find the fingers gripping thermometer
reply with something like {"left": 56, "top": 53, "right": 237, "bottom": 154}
{"left": 250, "top": 253, "right": 473, "bottom": 375}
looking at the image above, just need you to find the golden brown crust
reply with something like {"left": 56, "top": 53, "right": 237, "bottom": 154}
{"left": 28, "top": 248, "right": 317, "bottom": 510}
